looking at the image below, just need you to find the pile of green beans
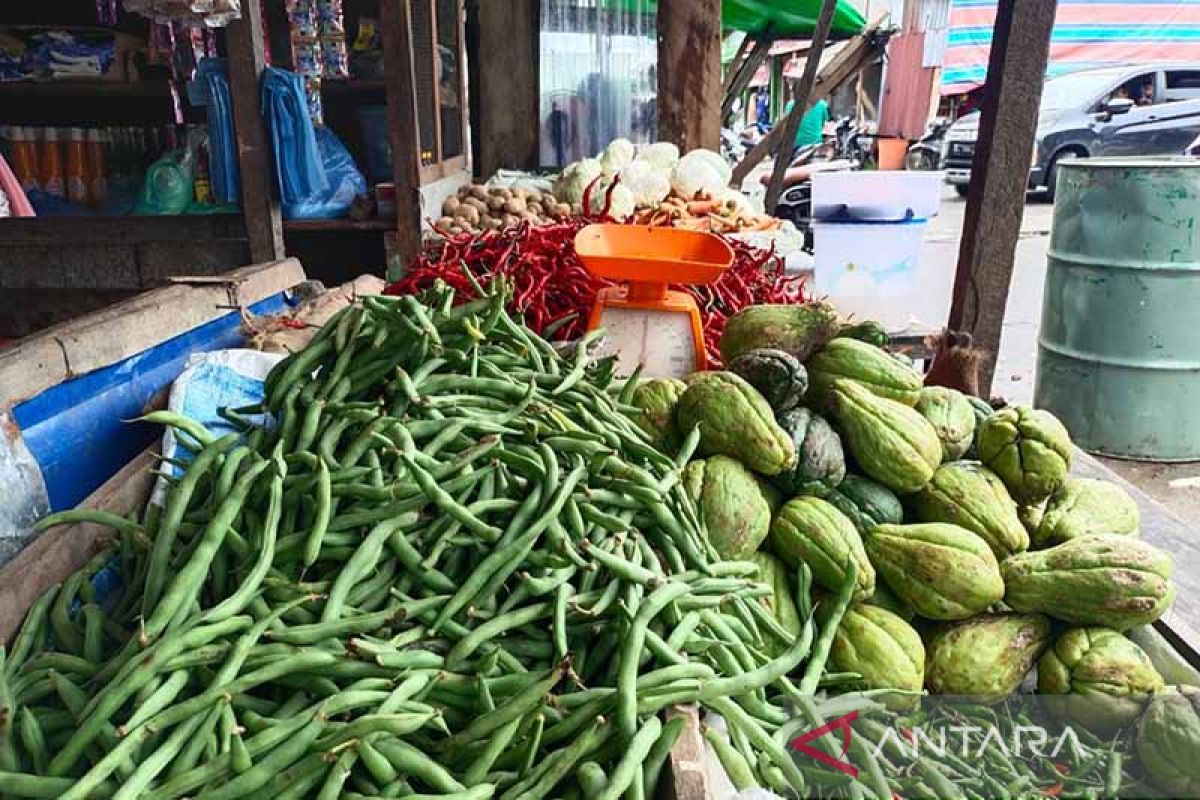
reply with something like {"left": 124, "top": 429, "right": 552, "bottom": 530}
{"left": 1, "top": 278, "right": 867, "bottom": 800}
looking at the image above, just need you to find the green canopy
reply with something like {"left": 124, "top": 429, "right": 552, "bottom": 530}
{"left": 721, "top": 0, "right": 866, "bottom": 39}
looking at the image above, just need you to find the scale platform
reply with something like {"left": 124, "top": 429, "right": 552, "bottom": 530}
{"left": 574, "top": 224, "right": 733, "bottom": 378}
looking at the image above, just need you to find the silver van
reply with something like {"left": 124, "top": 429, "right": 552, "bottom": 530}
{"left": 941, "top": 64, "right": 1200, "bottom": 198}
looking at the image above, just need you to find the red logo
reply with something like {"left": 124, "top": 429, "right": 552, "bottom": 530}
{"left": 790, "top": 710, "right": 860, "bottom": 778}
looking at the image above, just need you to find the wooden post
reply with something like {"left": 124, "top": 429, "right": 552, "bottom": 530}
{"left": 721, "top": 35, "right": 774, "bottom": 121}
{"left": 226, "top": 0, "right": 284, "bottom": 263}
{"left": 763, "top": 0, "right": 839, "bottom": 210}
{"left": 471, "top": 0, "right": 539, "bottom": 175}
{"left": 379, "top": 0, "right": 424, "bottom": 266}
{"left": 947, "top": 0, "right": 1057, "bottom": 394}
{"left": 656, "top": 0, "right": 722, "bottom": 151}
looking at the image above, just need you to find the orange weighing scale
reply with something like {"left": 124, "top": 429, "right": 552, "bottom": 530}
{"left": 574, "top": 224, "right": 733, "bottom": 378}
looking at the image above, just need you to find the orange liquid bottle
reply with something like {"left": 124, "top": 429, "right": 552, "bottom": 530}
{"left": 39, "top": 128, "right": 65, "bottom": 198}
{"left": 66, "top": 127, "right": 89, "bottom": 205}
{"left": 9, "top": 127, "right": 40, "bottom": 193}
{"left": 86, "top": 129, "right": 108, "bottom": 206}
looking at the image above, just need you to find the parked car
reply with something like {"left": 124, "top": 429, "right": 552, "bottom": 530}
{"left": 941, "top": 63, "right": 1200, "bottom": 198}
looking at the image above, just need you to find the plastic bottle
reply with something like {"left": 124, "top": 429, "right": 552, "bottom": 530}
{"left": 39, "top": 127, "right": 65, "bottom": 198}
{"left": 86, "top": 129, "right": 108, "bottom": 206}
{"left": 66, "top": 127, "right": 90, "bottom": 205}
{"left": 9, "top": 127, "right": 41, "bottom": 193}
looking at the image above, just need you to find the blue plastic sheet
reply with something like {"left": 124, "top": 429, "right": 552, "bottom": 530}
{"left": 197, "top": 58, "right": 241, "bottom": 205}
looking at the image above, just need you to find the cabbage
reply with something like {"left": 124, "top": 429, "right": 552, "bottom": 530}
{"left": 619, "top": 158, "right": 671, "bottom": 207}
{"left": 599, "top": 138, "right": 636, "bottom": 177}
{"left": 670, "top": 149, "right": 732, "bottom": 199}
{"left": 638, "top": 142, "right": 681, "bottom": 170}
{"left": 604, "top": 183, "right": 636, "bottom": 220}
{"left": 554, "top": 158, "right": 603, "bottom": 205}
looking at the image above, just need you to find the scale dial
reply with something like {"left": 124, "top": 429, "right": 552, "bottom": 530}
{"left": 594, "top": 306, "right": 698, "bottom": 378}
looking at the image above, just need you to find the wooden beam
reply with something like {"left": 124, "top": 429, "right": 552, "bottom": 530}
{"left": 226, "top": 0, "right": 285, "bottom": 264}
{"left": 947, "top": 0, "right": 1057, "bottom": 395}
{"left": 721, "top": 35, "right": 774, "bottom": 121}
{"left": 730, "top": 23, "right": 887, "bottom": 187}
{"left": 722, "top": 35, "right": 756, "bottom": 95}
{"left": 764, "top": 0, "right": 839, "bottom": 209}
{"left": 471, "top": 0, "right": 539, "bottom": 175}
{"left": 657, "top": 0, "right": 722, "bottom": 151}
{"left": 380, "top": 0, "right": 425, "bottom": 266}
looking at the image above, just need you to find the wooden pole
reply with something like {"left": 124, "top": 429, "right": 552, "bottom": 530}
{"left": 471, "top": 0, "right": 539, "bottom": 175}
{"left": 947, "top": 0, "right": 1057, "bottom": 395}
{"left": 656, "top": 0, "right": 722, "bottom": 151}
{"left": 721, "top": 35, "right": 775, "bottom": 121}
{"left": 722, "top": 35, "right": 756, "bottom": 95}
{"left": 379, "top": 0, "right": 424, "bottom": 267}
{"left": 226, "top": 0, "right": 284, "bottom": 263}
{"left": 763, "top": 0, "right": 839, "bottom": 210}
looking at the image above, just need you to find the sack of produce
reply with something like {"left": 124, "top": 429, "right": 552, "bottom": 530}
{"left": 682, "top": 456, "right": 774, "bottom": 560}
{"left": 1034, "top": 478, "right": 1140, "bottom": 547}
{"left": 925, "top": 613, "right": 1050, "bottom": 698}
{"left": 865, "top": 523, "right": 1004, "bottom": 620}
{"left": 1038, "top": 627, "right": 1164, "bottom": 733}
{"left": 769, "top": 496, "right": 875, "bottom": 600}
{"left": 1003, "top": 534, "right": 1174, "bottom": 630}
{"left": 977, "top": 405, "right": 1072, "bottom": 504}
{"left": 838, "top": 319, "right": 889, "bottom": 348}
{"left": 718, "top": 302, "right": 841, "bottom": 365}
{"left": 824, "top": 474, "right": 904, "bottom": 536}
{"left": 828, "top": 379, "right": 941, "bottom": 494}
{"left": 863, "top": 580, "right": 915, "bottom": 621}
{"left": 807, "top": 337, "right": 923, "bottom": 407}
{"left": 675, "top": 371, "right": 796, "bottom": 475}
{"left": 914, "top": 386, "right": 976, "bottom": 461}
{"left": 1136, "top": 686, "right": 1200, "bottom": 796}
{"left": 772, "top": 406, "right": 846, "bottom": 497}
{"left": 752, "top": 551, "right": 803, "bottom": 654}
{"left": 911, "top": 461, "right": 1028, "bottom": 560}
{"left": 629, "top": 377, "right": 687, "bottom": 452}
{"left": 829, "top": 603, "right": 925, "bottom": 708}
{"left": 726, "top": 348, "right": 808, "bottom": 413}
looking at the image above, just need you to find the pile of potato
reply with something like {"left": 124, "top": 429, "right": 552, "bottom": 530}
{"left": 436, "top": 184, "right": 573, "bottom": 235}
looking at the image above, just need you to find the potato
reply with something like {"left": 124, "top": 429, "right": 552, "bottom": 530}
{"left": 513, "top": 187, "right": 529, "bottom": 200}
{"left": 502, "top": 198, "right": 528, "bottom": 215}
{"left": 441, "top": 196, "right": 461, "bottom": 216}
{"left": 448, "top": 224, "right": 464, "bottom": 235}
{"left": 485, "top": 216, "right": 503, "bottom": 230}
{"left": 489, "top": 186, "right": 514, "bottom": 200}
{"left": 527, "top": 202, "right": 544, "bottom": 216}
{"left": 435, "top": 215, "right": 455, "bottom": 230}
{"left": 502, "top": 213, "right": 520, "bottom": 227}
{"left": 463, "top": 197, "right": 488, "bottom": 213}
{"left": 542, "top": 193, "right": 557, "bottom": 206}
{"left": 468, "top": 185, "right": 489, "bottom": 200}
{"left": 557, "top": 203, "right": 574, "bottom": 218}
{"left": 487, "top": 195, "right": 506, "bottom": 212}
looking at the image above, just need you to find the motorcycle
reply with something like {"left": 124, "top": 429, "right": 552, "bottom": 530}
{"left": 906, "top": 118, "right": 952, "bottom": 170}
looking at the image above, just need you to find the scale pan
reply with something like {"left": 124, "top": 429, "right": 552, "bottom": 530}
{"left": 574, "top": 224, "right": 733, "bottom": 285}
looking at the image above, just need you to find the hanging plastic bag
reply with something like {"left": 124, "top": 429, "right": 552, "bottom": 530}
{"left": 196, "top": 57, "right": 240, "bottom": 204}
{"left": 282, "top": 125, "right": 366, "bottom": 219}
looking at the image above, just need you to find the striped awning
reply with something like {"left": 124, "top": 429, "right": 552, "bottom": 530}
{"left": 942, "top": 0, "right": 1200, "bottom": 95}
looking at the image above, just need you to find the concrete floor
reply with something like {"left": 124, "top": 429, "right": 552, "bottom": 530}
{"left": 926, "top": 187, "right": 1200, "bottom": 523}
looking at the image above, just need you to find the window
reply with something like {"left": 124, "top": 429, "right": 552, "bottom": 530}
{"left": 1101, "top": 73, "right": 1157, "bottom": 109}
{"left": 411, "top": 0, "right": 467, "bottom": 182}
{"left": 1165, "top": 70, "right": 1200, "bottom": 101}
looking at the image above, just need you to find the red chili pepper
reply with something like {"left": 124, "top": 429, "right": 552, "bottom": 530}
{"left": 1042, "top": 783, "right": 1064, "bottom": 797}
{"left": 1053, "top": 763, "right": 1070, "bottom": 776}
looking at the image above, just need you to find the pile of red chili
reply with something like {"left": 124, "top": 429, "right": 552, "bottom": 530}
{"left": 383, "top": 219, "right": 807, "bottom": 366}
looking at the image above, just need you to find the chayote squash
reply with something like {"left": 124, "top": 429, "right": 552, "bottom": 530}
{"left": 829, "top": 603, "right": 924, "bottom": 708}
{"left": 924, "top": 613, "right": 1050, "bottom": 699}
{"left": 1002, "top": 534, "right": 1175, "bottom": 630}
{"left": 964, "top": 395, "right": 995, "bottom": 459}
{"left": 629, "top": 378, "right": 687, "bottom": 452}
{"left": 769, "top": 496, "right": 875, "bottom": 601}
{"left": 863, "top": 581, "right": 915, "bottom": 621}
{"left": 675, "top": 371, "right": 796, "bottom": 476}
{"left": 915, "top": 386, "right": 977, "bottom": 462}
{"left": 727, "top": 348, "right": 808, "bottom": 413}
{"left": 1038, "top": 627, "right": 1164, "bottom": 733}
{"left": 1018, "top": 501, "right": 1047, "bottom": 538}
{"left": 719, "top": 302, "right": 841, "bottom": 365}
{"left": 682, "top": 456, "right": 774, "bottom": 560}
{"left": 865, "top": 522, "right": 1004, "bottom": 621}
{"left": 838, "top": 319, "right": 890, "bottom": 349}
{"left": 828, "top": 379, "right": 942, "bottom": 494}
{"left": 772, "top": 407, "right": 846, "bottom": 498}
{"left": 1136, "top": 686, "right": 1200, "bottom": 796}
{"left": 1034, "top": 478, "right": 1140, "bottom": 547}
{"left": 911, "top": 461, "right": 1028, "bottom": 560}
{"left": 978, "top": 405, "right": 1072, "bottom": 504}
{"left": 807, "top": 337, "right": 924, "bottom": 407}
{"left": 752, "top": 552, "right": 803, "bottom": 656}
{"left": 824, "top": 474, "right": 904, "bottom": 536}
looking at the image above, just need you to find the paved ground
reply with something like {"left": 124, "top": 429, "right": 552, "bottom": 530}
{"left": 927, "top": 187, "right": 1200, "bottom": 523}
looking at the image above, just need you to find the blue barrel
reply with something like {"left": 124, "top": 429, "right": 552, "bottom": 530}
{"left": 1035, "top": 158, "right": 1200, "bottom": 461}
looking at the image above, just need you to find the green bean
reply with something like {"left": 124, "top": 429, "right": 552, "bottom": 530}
{"left": 17, "top": 707, "right": 47, "bottom": 775}
{"left": 705, "top": 695, "right": 807, "bottom": 793}
{"left": 798, "top": 560, "right": 858, "bottom": 695}
{"left": 201, "top": 470, "right": 284, "bottom": 625}
{"left": 705, "top": 726, "right": 756, "bottom": 790}
{"left": 505, "top": 717, "right": 610, "bottom": 800}
{"left": 322, "top": 512, "right": 420, "bottom": 622}
{"left": 303, "top": 459, "right": 333, "bottom": 567}
{"left": 446, "top": 602, "right": 551, "bottom": 669}
{"left": 593, "top": 715, "right": 661, "bottom": 800}
{"left": 616, "top": 581, "right": 690, "bottom": 740}
{"left": 7, "top": 585, "right": 57, "bottom": 675}
{"left": 374, "top": 737, "right": 465, "bottom": 794}
{"left": 444, "top": 660, "right": 568, "bottom": 749}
